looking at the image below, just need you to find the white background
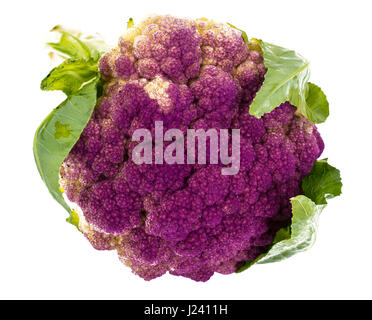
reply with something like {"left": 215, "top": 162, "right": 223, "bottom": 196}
{"left": 1, "top": 0, "right": 371, "bottom": 299}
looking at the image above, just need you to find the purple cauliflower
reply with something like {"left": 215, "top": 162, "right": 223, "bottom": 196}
{"left": 59, "top": 15, "right": 324, "bottom": 281}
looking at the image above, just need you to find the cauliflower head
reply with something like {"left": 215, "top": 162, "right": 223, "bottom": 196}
{"left": 35, "top": 15, "right": 341, "bottom": 282}
{"left": 57, "top": 16, "right": 323, "bottom": 281}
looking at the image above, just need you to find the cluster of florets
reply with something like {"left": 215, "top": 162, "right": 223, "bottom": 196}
{"left": 60, "top": 15, "right": 324, "bottom": 281}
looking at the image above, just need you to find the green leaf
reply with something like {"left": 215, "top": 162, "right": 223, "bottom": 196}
{"left": 42, "top": 27, "right": 109, "bottom": 95}
{"left": 303, "top": 83, "right": 329, "bottom": 124}
{"left": 33, "top": 77, "right": 101, "bottom": 212}
{"left": 47, "top": 25, "right": 109, "bottom": 61}
{"left": 273, "top": 225, "right": 291, "bottom": 243}
{"left": 237, "top": 225, "right": 291, "bottom": 272}
{"left": 236, "top": 251, "right": 267, "bottom": 273}
{"left": 127, "top": 17, "right": 134, "bottom": 29}
{"left": 249, "top": 42, "right": 329, "bottom": 124}
{"left": 302, "top": 159, "right": 342, "bottom": 205}
{"left": 40, "top": 59, "right": 98, "bottom": 95}
{"left": 249, "top": 41, "right": 309, "bottom": 118}
{"left": 226, "top": 23, "right": 248, "bottom": 43}
{"left": 257, "top": 195, "right": 323, "bottom": 264}
{"left": 47, "top": 30, "right": 92, "bottom": 61}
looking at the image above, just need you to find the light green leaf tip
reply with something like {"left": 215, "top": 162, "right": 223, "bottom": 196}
{"left": 226, "top": 23, "right": 248, "bottom": 43}
{"left": 47, "top": 25, "right": 109, "bottom": 61}
{"left": 127, "top": 18, "right": 134, "bottom": 29}
{"left": 66, "top": 209, "right": 82, "bottom": 232}
{"left": 47, "top": 31, "right": 91, "bottom": 61}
